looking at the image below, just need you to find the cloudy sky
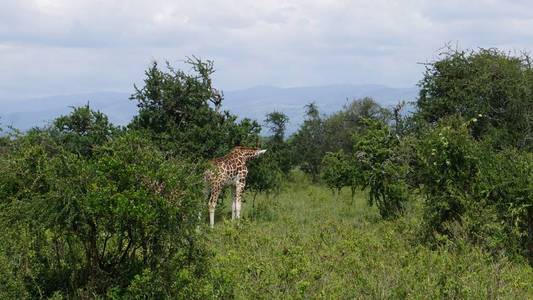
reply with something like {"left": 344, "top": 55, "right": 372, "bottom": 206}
{"left": 1, "top": 0, "right": 532, "bottom": 99}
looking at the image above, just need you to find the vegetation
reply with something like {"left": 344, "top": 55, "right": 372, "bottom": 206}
{"left": 128, "top": 58, "right": 260, "bottom": 158}
{"left": 417, "top": 48, "right": 533, "bottom": 150}
{"left": 319, "top": 48, "right": 532, "bottom": 262}
{"left": 290, "top": 103, "right": 325, "bottom": 182}
{"left": 0, "top": 129, "right": 230, "bottom": 298}
{"left": 209, "top": 178, "right": 532, "bottom": 299}
{"left": 321, "top": 150, "right": 355, "bottom": 197}
{"left": 246, "top": 111, "right": 290, "bottom": 206}
{"left": 323, "top": 97, "right": 391, "bottom": 153}
{"left": 1, "top": 47, "right": 532, "bottom": 298}
{"left": 414, "top": 117, "right": 532, "bottom": 258}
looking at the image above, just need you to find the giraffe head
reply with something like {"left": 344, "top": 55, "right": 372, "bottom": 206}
{"left": 232, "top": 146, "right": 267, "bottom": 160}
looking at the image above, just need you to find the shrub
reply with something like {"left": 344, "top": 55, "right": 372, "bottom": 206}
{"left": 290, "top": 103, "right": 325, "bottom": 182}
{"left": 415, "top": 116, "right": 532, "bottom": 260}
{"left": 0, "top": 253, "right": 28, "bottom": 299}
{"left": 415, "top": 117, "right": 480, "bottom": 238}
{"left": 475, "top": 148, "right": 532, "bottom": 258}
{"left": 417, "top": 47, "right": 533, "bottom": 150}
{"left": 0, "top": 131, "right": 229, "bottom": 297}
{"left": 51, "top": 105, "right": 118, "bottom": 157}
{"left": 247, "top": 152, "right": 284, "bottom": 219}
{"left": 321, "top": 150, "right": 357, "bottom": 199}
{"left": 352, "top": 119, "right": 410, "bottom": 219}
{"left": 129, "top": 59, "right": 260, "bottom": 159}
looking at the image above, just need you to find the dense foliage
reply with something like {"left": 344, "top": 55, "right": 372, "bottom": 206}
{"left": 319, "top": 48, "right": 532, "bottom": 262}
{"left": 321, "top": 119, "right": 410, "bottom": 219}
{"left": 298, "top": 97, "right": 392, "bottom": 183}
{"left": 209, "top": 179, "right": 533, "bottom": 299}
{"left": 352, "top": 119, "right": 410, "bottom": 219}
{"left": 290, "top": 103, "right": 324, "bottom": 182}
{"left": 263, "top": 111, "right": 293, "bottom": 175}
{"left": 323, "top": 97, "right": 391, "bottom": 153}
{"left": 51, "top": 105, "right": 118, "bottom": 157}
{"left": 321, "top": 150, "right": 355, "bottom": 197}
{"left": 0, "top": 129, "right": 230, "bottom": 298}
{"left": 411, "top": 49, "right": 532, "bottom": 260}
{"left": 129, "top": 58, "right": 260, "bottom": 158}
{"left": 246, "top": 112, "right": 289, "bottom": 215}
{"left": 415, "top": 117, "right": 532, "bottom": 258}
{"left": 417, "top": 47, "right": 532, "bottom": 150}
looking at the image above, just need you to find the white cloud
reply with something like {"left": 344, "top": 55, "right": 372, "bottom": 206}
{"left": 1, "top": 0, "right": 532, "bottom": 98}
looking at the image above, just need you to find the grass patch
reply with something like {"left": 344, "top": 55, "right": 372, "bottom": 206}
{"left": 208, "top": 180, "right": 533, "bottom": 299}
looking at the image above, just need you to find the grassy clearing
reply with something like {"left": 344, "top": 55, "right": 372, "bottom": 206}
{"left": 207, "top": 175, "right": 533, "bottom": 299}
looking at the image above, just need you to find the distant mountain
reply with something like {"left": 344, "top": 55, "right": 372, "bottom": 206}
{"left": 223, "top": 84, "right": 418, "bottom": 133}
{"left": 0, "top": 84, "right": 418, "bottom": 134}
{"left": 0, "top": 92, "right": 136, "bottom": 130}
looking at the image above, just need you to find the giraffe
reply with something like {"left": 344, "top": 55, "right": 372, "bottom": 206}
{"left": 205, "top": 146, "right": 267, "bottom": 227}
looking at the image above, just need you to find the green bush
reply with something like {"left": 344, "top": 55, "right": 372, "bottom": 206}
{"left": 129, "top": 59, "right": 260, "bottom": 159}
{"left": 0, "top": 253, "right": 28, "bottom": 299}
{"left": 415, "top": 116, "right": 532, "bottom": 260}
{"left": 247, "top": 152, "right": 284, "bottom": 220}
{"left": 0, "top": 131, "right": 229, "bottom": 298}
{"left": 322, "top": 97, "right": 391, "bottom": 154}
{"left": 290, "top": 103, "right": 325, "bottom": 182}
{"left": 417, "top": 47, "right": 533, "bottom": 150}
{"left": 415, "top": 117, "right": 480, "bottom": 237}
{"left": 51, "top": 105, "right": 118, "bottom": 157}
{"left": 352, "top": 119, "right": 410, "bottom": 219}
{"left": 321, "top": 150, "right": 357, "bottom": 199}
{"left": 475, "top": 148, "right": 532, "bottom": 258}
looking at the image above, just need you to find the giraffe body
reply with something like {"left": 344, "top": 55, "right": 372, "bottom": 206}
{"left": 205, "top": 146, "right": 266, "bottom": 227}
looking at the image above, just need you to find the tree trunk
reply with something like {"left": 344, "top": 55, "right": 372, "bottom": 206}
{"left": 85, "top": 220, "right": 100, "bottom": 290}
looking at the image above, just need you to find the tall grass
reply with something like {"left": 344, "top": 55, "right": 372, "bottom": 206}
{"left": 207, "top": 172, "right": 533, "bottom": 299}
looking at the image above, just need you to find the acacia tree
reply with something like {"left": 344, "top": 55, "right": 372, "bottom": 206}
{"left": 246, "top": 153, "right": 284, "bottom": 217}
{"left": 51, "top": 105, "right": 118, "bottom": 157}
{"left": 417, "top": 47, "right": 533, "bottom": 150}
{"left": 264, "top": 111, "right": 289, "bottom": 144}
{"left": 323, "top": 97, "right": 391, "bottom": 153}
{"left": 321, "top": 150, "right": 357, "bottom": 201}
{"left": 129, "top": 58, "right": 260, "bottom": 159}
{"left": 291, "top": 102, "right": 325, "bottom": 182}
{"left": 350, "top": 119, "right": 410, "bottom": 219}
{"left": 263, "top": 111, "right": 293, "bottom": 174}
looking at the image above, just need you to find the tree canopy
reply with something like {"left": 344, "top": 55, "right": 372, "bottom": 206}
{"left": 417, "top": 47, "right": 533, "bottom": 150}
{"left": 129, "top": 59, "right": 260, "bottom": 158}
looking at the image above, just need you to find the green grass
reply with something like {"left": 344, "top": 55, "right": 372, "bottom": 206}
{"left": 207, "top": 175, "right": 533, "bottom": 299}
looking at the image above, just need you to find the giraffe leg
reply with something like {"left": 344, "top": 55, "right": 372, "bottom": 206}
{"left": 235, "top": 198, "right": 242, "bottom": 220}
{"left": 231, "top": 195, "right": 236, "bottom": 221}
{"left": 209, "top": 187, "right": 221, "bottom": 228}
{"left": 235, "top": 179, "right": 246, "bottom": 220}
{"left": 200, "top": 185, "right": 211, "bottom": 223}
{"left": 209, "top": 205, "right": 215, "bottom": 228}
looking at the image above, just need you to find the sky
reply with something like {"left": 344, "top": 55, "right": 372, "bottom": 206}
{"left": 1, "top": 0, "right": 532, "bottom": 99}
